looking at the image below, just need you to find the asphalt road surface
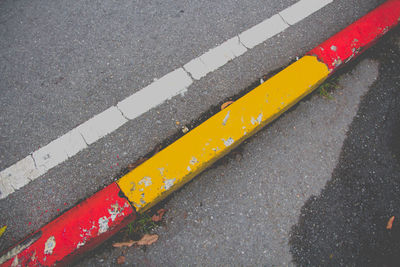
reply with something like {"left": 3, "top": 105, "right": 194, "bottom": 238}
{"left": 76, "top": 23, "right": 400, "bottom": 267}
{"left": 0, "top": 0, "right": 395, "bottom": 265}
{"left": 290, "top": 29, "right": 400, "bottom": 267}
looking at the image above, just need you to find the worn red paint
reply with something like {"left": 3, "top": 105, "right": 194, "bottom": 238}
{"left": 0, "top": 183, "right": 135, "bottom": 266}
{"left": 308, "top": 0, "right": 400, "bottom": 72}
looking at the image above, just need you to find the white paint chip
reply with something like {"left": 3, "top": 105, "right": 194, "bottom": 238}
{"left": 279, "top": 0, "right": 333, "bottom": 25}
{"left": 223, "top": 137, "right": 235, "bottom": 147}
{"left": 189, "top": 157, "right": 198, "bottom": 165}
{"left": 162, "top": 178, "right": 176, "bottom": 191}
{"left": 44, "top": 236, "right": 56, "bottom": 255}
{"left": 239, "top": 14, "right": 289, "bottom": 49}
{"left": 256, "top": 113, "right": 263, "bottom": 124}
{"left": 76, "top": 106, "right": 127, "bottom": 145}
{"left": 98, "top": 216, "right": 109, "bottom": 234}
{"left": 117, "top": 68, "right": 192, "bottom": 119}
{"left": 222, "top": 111, "right": 231, "bottom": 126}
{"left": 138, "top": 176, "right": 152, "bottom": 187}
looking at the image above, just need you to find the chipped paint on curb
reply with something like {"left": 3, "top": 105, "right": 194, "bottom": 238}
{"left": 117, "top": 55, "right": 330, "bottom": 213}
{"left": 0, "top": 183, "right": 135, "bottom": 266}
{"left": 308, "top": 0, "right": 400, "bottom": 72}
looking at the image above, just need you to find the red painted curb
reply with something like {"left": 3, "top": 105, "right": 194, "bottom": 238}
{"left": 0, "top": 183, "right": 135, "bottom": 266}
{"left": 308, "top": 0, "right": 400, "bottom": 73}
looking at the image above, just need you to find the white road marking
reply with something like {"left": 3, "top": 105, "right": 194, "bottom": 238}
{"left": 76, "top": 107, "right": 127, "bottom": 145}
{"left": 183, "top": 58, "right": 209, "bottom": 80}
{"left": 117, "top": 68, "right": 192, "bottom": 119}
{"left": 59, "top": 129, "right": 88, "bottom": 158}
{"left": 32, "top": 128, "right": 88, "bottom": 173}
{"left": 198, "top": 36, "right": 247, "bottom": 73}
{"left": 238, "top": 14, "right": 289, "bottom": 49}
{"left": 33, "top": 138, "right": 69, "bottom": 173}
{"left": 279, "top": 0, "right": 333, "bottom": 25}
{"left": 0, "top": 0, "right": 333, "bottom": 199}
{"left": 0, "top": 156, "right": 41, "bottom": 197}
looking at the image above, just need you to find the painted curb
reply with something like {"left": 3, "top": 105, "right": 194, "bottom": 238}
{"left": 308, "top": 0, "right": 400, "bottom": 72}
{"left": 1, "top": 0, "right": 399, "bottom": 265}
{"left": 0, "top": 183, "right": 135, "bottom": 266}
{"left": 117, "top": 55, "right": 329, "bottom": 212}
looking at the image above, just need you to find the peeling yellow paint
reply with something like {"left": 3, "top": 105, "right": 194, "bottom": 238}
{"left": 138, "top": 177, "right": 152, "bottom": 187}
{"left": 117, "top": 56, "right": 329, "bottom": 212}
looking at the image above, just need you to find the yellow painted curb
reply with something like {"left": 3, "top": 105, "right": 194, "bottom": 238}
{"left": 117, "top": 55, "right": 329, "bottom": 212}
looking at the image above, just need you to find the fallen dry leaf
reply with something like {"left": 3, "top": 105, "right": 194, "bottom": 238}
{"left": 127, "top": 158, "right": 147, "bottom": 171}
{"left": 387, "top": 216, "right": 395, "bottom": 230}
{"left": 221, "top": 101, "right": 234, "bottom": 110}
{"left": 135, "top": 234, "right": 158, "bottom": 246}
{"left": 117, "top": 255, "right": 125, "bottom": 264}
{"left": 152, "top": 209, "right": 167, "bottom": 222}
{"left": 113, "top": 240, "right": 135, "bottom": 248}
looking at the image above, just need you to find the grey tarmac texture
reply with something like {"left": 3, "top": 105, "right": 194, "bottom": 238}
{"left": 76, "top": 50, "right": 381, "bottom": 265}
{"left": 0, "top": 0, "right": 385, "bottom": 255}
{"left": 290, "top": 30, "right": 400, "bottom": 267}
{"left": 0, "top": 0, "right": 296, "bottom": 169}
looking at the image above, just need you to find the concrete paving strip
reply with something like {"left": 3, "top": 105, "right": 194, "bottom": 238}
{"left": 0, "top": 0, "right": 334, "bottom": 199}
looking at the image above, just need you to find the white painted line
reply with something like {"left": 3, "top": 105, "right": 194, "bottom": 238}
{"left": 224, "top": 36, "right": 248, "bottom": 57}
{"left": 200, "top": 36, "right": 248, "bottom": 73}
{"left": 31, "top": 128, "right": 89, "bottom": 173}
{"left": 0, "top": 176, "right": 14, "bottom": 199}
{"left": 279, "top": 0, "right": 333, "bottom": 25}
{"left": 183, "top": 58, "right": 209, "bottom": 80}
{"left": 0, "top": 156, "right": 42, "bottom": 198}
{"left": 238, "top": 14, "right": 289, "bottom": 49}
{"left": 76, "top": 107, "right": 128, "bottom": 145}
{"left": 199, "top": 45, "right": 234, "bottom": 73}
{"left": 33, "top": 138, "right": 69, "bottom": 173}
{"left": 58, "top": 129, "right": 88, "bottom": 158}
{"left": 0, "top": 0, "right": 333, "bottom": 199}
{"left": 117, "top": 68, "right": 192, "bottom": 120}
{"left": 184, "top": 37, "right": 247, "bottom": 80}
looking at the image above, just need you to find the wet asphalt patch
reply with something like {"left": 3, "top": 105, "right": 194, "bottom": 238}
{"left": 290, "top": 29, "right": 400, "bottom": 266}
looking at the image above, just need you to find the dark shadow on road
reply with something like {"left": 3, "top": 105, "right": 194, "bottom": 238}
{"left": 289, "top": 29, "right": 400, "bottom": 266}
